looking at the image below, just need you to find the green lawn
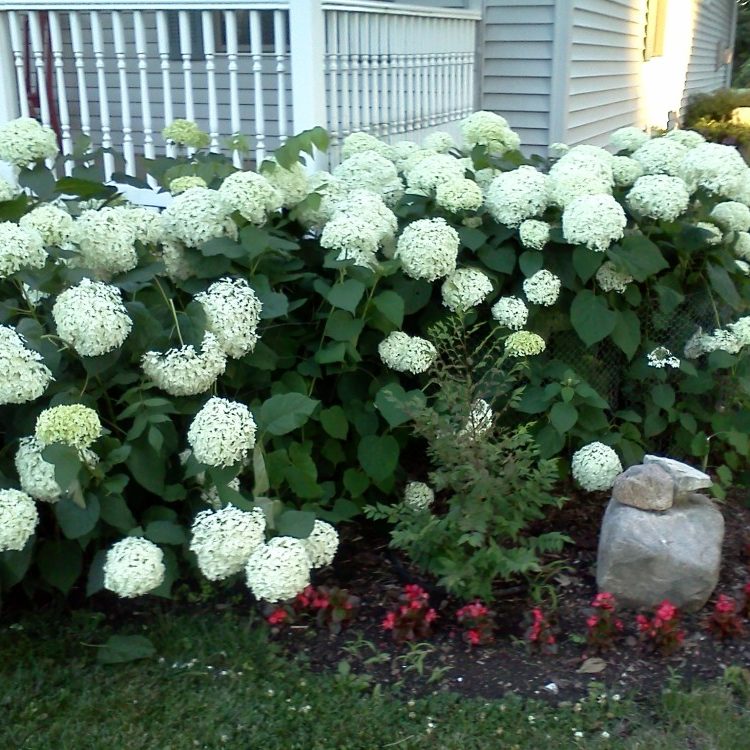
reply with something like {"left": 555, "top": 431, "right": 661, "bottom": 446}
{"left": 2, "top": 607, "right": 749, "bottom": 750}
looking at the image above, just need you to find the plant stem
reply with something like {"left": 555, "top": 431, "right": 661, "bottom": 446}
{"left": 155, "top": 278, "right": 185, "bottom": 346}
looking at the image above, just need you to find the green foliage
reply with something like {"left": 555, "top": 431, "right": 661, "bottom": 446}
{"left": 683, "top": 88, "right": 750, "bottom": 126}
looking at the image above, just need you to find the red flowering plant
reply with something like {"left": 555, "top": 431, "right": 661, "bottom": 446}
{"left": 295, "top": 585, "right": 360, "bottom": 634}
{"left": 524, "top": 606, "right": 557, "bottom": 655}
{"left": 635, "top": 600, "right": 685, "bottom": 656}
{"left": 456, "top": 601, "right": 495, "bottom": 646}
{"left": 382, "top": 584, "right": 438, "bottom": 644}
{"left": 705, "top": 594, "right": 744, "bottom": 640}
{"left": 585, "top": 592, "right": 624, "bottom": 653}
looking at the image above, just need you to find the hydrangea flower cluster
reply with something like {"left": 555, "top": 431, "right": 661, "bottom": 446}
{"left": 609, "top": 126, "right": 650, "bottom": 153}
{"left": 0, "top": 325, "right": 53, "bottom": 405}
{"left": 626, "top": 175, "right": 690, "bottom": 221}
{"left": 378, "top": 331, "right": 437, "bottom": 374}
{"left": 103, "top": 537, "right": 166, "bottom": 598}
{"left": 169, "top": 175, "right": 208, "bottom": 194}
{"left": 694, "top": 221, "right": 722, "bottom": 245}
{"left": 162, "top": 187, "right": 235, "bottom": 247}
{"left": 35, "top": 404, "right": 102, "bottom": 451}
{"left": 571, "top": 442, "right": 622, "bottom": 491}
{"left": 0, "top": 176, "right": 17, "bottom": 201}
{"left": 491, "top": 296, "right": 529, "bottom": 330}
{"left": 485, "top": 166, "right": 550, "bottom": 227}
{"left": 518, "top": 219, "right": 551, "bottom": 250}
{"left": 435, "top": 178, "right": 483, "bottom": 213}
{"left": 196, "top": 277, "right": 263, "bottom": 359}
{"left": 159, "top": 240, "right": 195, "bottom": 282}
{"left": 53, "top": 279, "right": 132, "bottom": 357}
{"left": 126, "top": 206, "right": 165, "bottom": 247}
{"left": 162, "top": 119, "right": 210, "bottom": 148}
{"left": 710, "top": 201, "right": 750, "bottom": 233}
{"left": 395, "top": 217, "right": 459, "bottom": 281}
{"left": 302, "top": 520, "right": 339, "bottom": 568}
{"left": 405, "top": 152, "right": 465, "bottom": 193}
{"left": 341, "top": 131, "right": 393, "bottom": 160}
{"left": 441, "top": 267, "right": 493, "bottom": 312}
{"left": 647, "top": 346, "right": 680, "bottom": 369}
{"left": 562, "top": 194, "right": 627, "bottom": 252}
{"left": 461, "top": 110, "right": 521, "bottom": 156}
{"left": 664, "top": 129, "right": 705, "bottom": 148}
{"left": 0, "top": 488, "right": 38, "bottom": 552}
{"left": 142, "top": 332, "right": 227, "bottom": 397}
{"left": 595, "top": 261, "right": 633, "bottom": 293}
{"left": 505, "top": 330, "right": 546, "bottom": 357}
{"left": 14, "top": 436, "right": 64, "bottom": 502}
{"left": 735, "top": 231, "right": 750, "bottom": 260}
{"left": 19, "top": 204, "right": 74, "bottom": 247}
{"left": 523, "top": 269, "right": 561, "bottom": 306}
{"left": 0, "top": 117, "right": 59, "bottom": 166}
{"left": 631, "top": 138, "right": 688, "bottom": 176}
{"left": 190, "top": 505, "right": 266, "bottom": 580}
{"left": 0, "top": 222, "right": 46, "bottom": 279}
{"left": 262, "top": 159, "right": 310, "bottom": 208}
{"left": 679, "top": 142, "right": 748, "bottom": 198}
{"left": 333, "top": 151, "right": 404, "bottom": 207}
{"left": 187, "top": 397, "right": 257, "bottom": 467}
{"left": 404, "top": 481, "right": 434, "bottom": 511}
{"left": 423, "top": 131, "right": 455, "bottom": 153}
{"left": 548, "top": 146, "right": 613, "bottom": 207}
{"left": 611, "top": 156, "right": 644, "bottom": 187}
{"left": 70, "top": 207, "right": 139, "bottom": 276}
{"left": 245, "top": 536, "right": 311, "bottom": 602}
{"left": 217, "top": 170, "right": 282, "bottom": 224}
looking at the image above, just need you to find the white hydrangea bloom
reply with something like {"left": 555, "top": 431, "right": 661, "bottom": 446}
{"left": 200, "top": 476, "right": 241, "bottom": 509}
{"left": 631, "top": 138, "right": 688, "bottom": 176}
{"left": 404, "top": 481, "right": 434, "bottom": 511}
{"left": 0, "top": 117, "right": 59, "bottom": 167}
{"left": 548, "top": 143, "right": 570, "bottom": 158}
{"left": 160, "top": 240, "right": 196, "bottom": 282}
{"left": 35, "top": 404, "right": 101, "bottom": 451}
{"left": 458, "top": 398, "right": 494, "bottom": 440}
{"left": 626, "top": 175, "right": 690, "bottom": 221}
{"left": 400, "top": 148, "right": 434, "bottom": 177}
{"left": 195, "top": 277, "right": 263, "bottom": 359}
{"left": 441, "top": 267, "right": 493, "bottom": 312}
{"left": 611, "top": 156, "right": 644, "bottom": 188}
{"left": 19, "top": 205, "right": 74, "bottom": 247}
{"left": 103, "top": 537, "right": 165, "bottom": 598}
{"left": 733, "top": 231, "right": 750, "bottom": 260}
{"left": 728, "top": 316, "right": 750, "bottom": 347}
{"left": 217, "top": 170, "right": 282, "bottom": 224}
{"left": 302, "top": 520, "right": 339, "bottom": 568}
{"left": 461, "top": 111, "right": 521, "bottom": 156}
{"left": 679, "top": 142, "right": 749, "bottom": 198}
{"left": 423, "top": 131, "right": 455, "bottom": 153}
{"left": 341, "top": 131, "right": 392, "bottom": 160}
{"left": 683, "top": 329, "right": 707, "bottom": 359}
{"left": 473, "top": 167, "right": 500, "bottom": 194}
{"left": 21, "top": 282, "right": 49, "bottom": 307}
{"left": 548, "top": 149, "right": 614, "bottom": 207}
{"left": 518, "top": 219, "right": 551, "bottom": 251}
{"left": 504, "top": 330, "right": 546, "bottom": 357}
{"left": 406, "top": 152, "right": 466, "bottom": 193}
{"left": 491, "top": 296, "right": 528, "bottom": 330}
{"left": 647, "top": 347, "right": 680, "bottom": 369}
{"left": 70, "top": 207, "right": 139, "bottom": 276}
{"left": 333, "top": 151, "right": 404, "bottom": 207}
{"left": 162, "top": 187, "right": 235, "bottom": 247}
{"left": 735, "top": 259, "right": 750, "bottom": 275}
{"left": 609, "top": 126, "right": 650, "bottom": 153}
{"left": 435, "top": 178, "right": 483, "bottom": 213}
{"left": 53, "top": 278, "right": 132, "bottom": 357}
{"left": 571, "top": 442, "right": 622, "bottom": 492}
{"left": 710, "top": 201, "right": 750, "bottom": 233}
{"left": 0, "top": 489, "right": 38, "bottom": 552}
{"left": 523, "top": 269, "right": 561, "bottom": 306}
{"left": 0, "top": 222, "right": 46, "bottom": 279}
{"left": 245, "top": 536, "right": 312, "bottom": 602}
{"left": 663, "top": 129, "right": 705, "bottom": 149}
{"left": 0, "top": 325, "right": 53, "bottom": 405}
{"left": 378, "top": 331, "right": 437, "bottom": 374}
{"left": 332, "top": 190, "right": 398, "bottom": 240}
{"left": 262, "top": 159, "right": 310, "bottom": 208}
{"left": 395, "top": 217, "right": 459, "bottom": 281}
{"left": 125, "top": 206, "right": 165, "bottom": 246}
{"left": 693, "top": 221, "right": 722, "bottom": 245}
{"left": 595, "top": 261, "right": 633, "bottom": 293}
{"left": 562, "top": 194, "right": 627, "bottom": 252}
{"left": 485, "top": 166, "right": 551, "bottom": 227}
{"left": 188, "top": 397, "right": 257, "bottom": 468}
{"left": 142, "top": 332, "right": 227, "bottom": 397}
{"left": 321, "top": 213, "right": 382, "bottom": 268}
{"left": 169, "top": 175, "right": 208, "bottom": 194}
{"left": 701, "top": 328, "right": 744, "bottom": 354}
{"left": 162, "top": 119, "right": 210, "bottom": 148}
{"left": 390, "top": 141, "right": 421, "bottom": 171}
{"left": 190, "top": 505, "right": 266, "bottom": 580}
{"left": 0, "top": 177, "right": 17, "bottom": 201}
{"left": 727, "top": 171, "right": 750, "bottom": 206}
{"left": 15, "top": 436, "right": 62, "bottom": 502}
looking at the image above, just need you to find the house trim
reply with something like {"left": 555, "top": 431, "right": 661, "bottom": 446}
{"left": 549, "top": 0, "right": 572, "bottom": 145}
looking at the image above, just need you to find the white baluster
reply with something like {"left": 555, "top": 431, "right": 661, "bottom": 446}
{"left": 325, "top": 10, "right": 340, "bottom": 149}
{"left": 90, "top": 11, "right": 114, "bottom": 179}
{"left": 224, "top": 10, "right": 242, "bottom": 167}
{"left": 8, "top": 12, "right": 30, "bottom": 119}
{"left": 112, "top": 12, "right": 135, "bottom": 176}
{"left": 339, "top": 12, "right": 351, "bottom": 140}
{"left": 48, "top": 12, "right": 72, "bottom": 173}
{"left": 249, "top": 10, "right": 266, "bottom": 164}
{"left": 274, "top": 9, "right": 288, "bottom": 145}
{"left": 155, "top": 11, "right": 174, "bottom": 157}
{"left": 134, "top": 11, "right": 155, "bottom": 174}
{"left": 370, "top": 15, "right": 380, "bottom": 136}
{"left": 201, "top": 11, "right": 220, "bottom": 154}
{"left": 378, "top": 14, "right": 390, "bottom": 140}
{"left": 69, "top": 12, "right": 90, "bottom": 137}
{"left": 360, "top": 14, "right": 370, "bottom": 133}
{"left": 429, "top": 19, "right": 438, "bottom": 127}
{"left": 350, "top": 12, "right": 360, "bottom": 133}
{"left": 178, "top": 11, "right": 195, "bottom": 136}
{"left": 396, "top": 15, "right": 406, "bottom": 137}
{"left": 28, "top": 12, "right": 51, "bottom": 127}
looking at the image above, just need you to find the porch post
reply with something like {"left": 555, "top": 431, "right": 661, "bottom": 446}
{"left": 0, "top": 15, "right": 20, "bottom": 182}
{"left": 288, "top": 0, "right": 328, "bottom": 167}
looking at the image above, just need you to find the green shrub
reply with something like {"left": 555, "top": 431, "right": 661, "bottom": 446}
{"left": 684, "top": 88, "right": 750, "bottom": 126}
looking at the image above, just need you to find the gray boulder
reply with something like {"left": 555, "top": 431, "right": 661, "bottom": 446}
{"left": 596, "top": 494, "right": 724, "bottom": 612}
{"left": 612, "top": 463, "right": 674, "bottom": 511}
{"left": 643, "top": 455, "right": 712, "bottom": 498}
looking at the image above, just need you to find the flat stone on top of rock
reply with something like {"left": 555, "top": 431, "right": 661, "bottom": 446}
{"left": 643, "top": 454, "right": 712, "bottom": 498}
{"left": 612, "top": 463, "right": 674, "bottom": 511}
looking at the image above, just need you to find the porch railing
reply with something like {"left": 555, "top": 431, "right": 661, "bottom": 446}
{"left": 0, "top": 0, "right": 480, "bottom": 178}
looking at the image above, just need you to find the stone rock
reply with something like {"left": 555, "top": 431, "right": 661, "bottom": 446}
{"left": 642, "top": 455, "right": 712, "bottom": 498}
{"left": 612, "top": 463, "right": 674, "bottom": 511}
{"left": 596, "top": 494, "right": 724, "bottom": 612}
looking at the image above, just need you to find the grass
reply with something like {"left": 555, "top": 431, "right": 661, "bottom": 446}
{"left": 2, "top": 606, "right": 750, "bottom": 750}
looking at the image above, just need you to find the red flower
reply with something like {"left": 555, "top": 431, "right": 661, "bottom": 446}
{"left": 592, "top": 592, "right": 616, "bottom": 611}
{"left": 586, "top": 615, "right": 600, "bottom": 629}
{"left": 382, "top": 612, "right": 397, "bottom": 630}
{"left": 404, "top": 584, "right": 428, "bottom": 602}
{"left": 424, "top": 608, "right": 438, "bottom": 624}
{"left": 714, "top": 594, "right": 736, "bottom": 614}
{"left": 656, "top": 600, "right": 677, "bottom": 622}
{"left": 467, "top": 629, "right": 481, "bottom": 645}
{"left": 635, "top": 614, "right": 650, "bottom": 632}
{"left": 267, "top": 609, "right": 288, "bottom": 625}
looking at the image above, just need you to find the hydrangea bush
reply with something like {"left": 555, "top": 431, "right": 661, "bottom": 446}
{"left": 1, "top": 111, "right": 750, "bottom": 601}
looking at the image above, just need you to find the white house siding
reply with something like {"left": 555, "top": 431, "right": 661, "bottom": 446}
{"left": 480, "top": 0, "right": 555, "bottom": 154}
